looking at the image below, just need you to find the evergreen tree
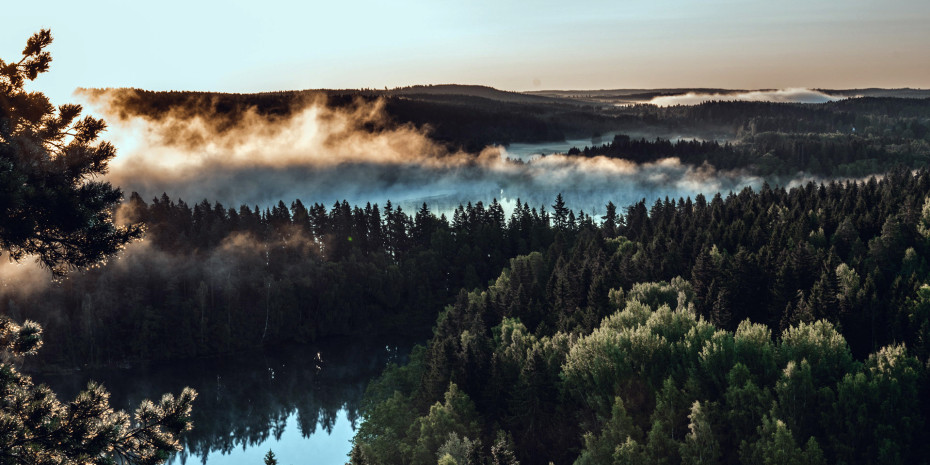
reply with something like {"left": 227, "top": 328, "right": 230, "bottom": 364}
{"left": 0, "top": 29, "right": 141, "bottom": 275}
{"left": 263, "top": 449, "right": 278, "bottom": 465}
{"left": 552, "top": 194, "right": 569, "bottom": 231}
{"left": 602, "top": 201, "right": 619, "bottom": 238}
{"left": 0, "top": 31, "right": 195, "bottom": 465}
{"left": 0, "top": 316, "right": 196, "bottom": 464}
{"left": 679, "top": 401, "right": 721, "bottom": 465}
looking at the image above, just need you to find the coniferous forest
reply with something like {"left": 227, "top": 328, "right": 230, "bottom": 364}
{"left": 3, "top": 29, "right": 930, "bottom": 465}
{"left": 350, "top": 170, "right": 930, "bottom": 464}
{"left": 9, "top": 172, "right": 930, "bottom": 464}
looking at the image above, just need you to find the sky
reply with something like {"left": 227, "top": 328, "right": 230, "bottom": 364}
{"left": 4, "top": 0, "right": 930, "bottom": 103}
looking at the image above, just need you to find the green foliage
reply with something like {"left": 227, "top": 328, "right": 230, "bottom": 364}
{"left": 263, "top": 450, "right": 277, "bottom": 465}
{"left": 408, "top": 383, "right": 481, "bottom": 464}
{"left": 0, "top": 31, "right": 194, "bottom": 465}
{"left": 779, "top": 320, "right": 855, "bottom": 386}
{"left": 679, "top": 401, "right": 721, "bottom": 465}
{"left": 724, "top": 363, "right": 772, "bottom": 449}
{"left": 905, "top": 285, "right": 930, "bottom": 360}
{"left": 490, "top": 431, "right": 519, "bottom": 465}
{"left": 625, "top": 277, "right": 694, "bottom": 311}
{"left": 693, "top": 328, "right": 736, "bottom": 397}
{"left": 353, "top": 391, "right": 419, "bottom": 463}
{"left": 355, "top": 382, "right": 482, "bottom": 465}
{"left": 574, "top": 397, "right": 642, "bottom": 465}
{"left": 436, "top": 432, "right": 479, "bottom": 465}
{"left": 644, "top": 416, "right": 682, "bottom": 465}
{"left": 733, "top": 321, "right": 779, "bottom": 385}
{"left": 0, "top": 316, "right": 197, "bottom": 465}
{"left": 771, "top": 359, "right": 822, "bottom": 442}
{"left": 828, "top": 344, "right": 925, "bottom": 464}
{"left": 739, "top": 417, "right": 825, "bottom": 465}
{"left": 356, "top": 276, "right": 930, "bottom": 465}
{"left": 361, "top": 344, "right": 426, "bottom": 410}
{"left": 918, "top": 196, "right": 930, "bottom": 239}
{"left": 0, "top": 30, "right": 141, "bottom": 275}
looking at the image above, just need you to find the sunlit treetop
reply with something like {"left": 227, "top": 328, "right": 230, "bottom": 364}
{"left": 0, "top": 29, "right": 141, "bottom": 276}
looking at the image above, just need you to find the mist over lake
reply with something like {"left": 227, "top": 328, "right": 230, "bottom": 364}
{"left": 3, "top": 14, "right": 930, "bottom": 462}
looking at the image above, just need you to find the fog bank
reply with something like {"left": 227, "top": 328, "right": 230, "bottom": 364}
{"left": 81, "top": 89, "right": 764, "bottom": 216}
{"left": 647, "top": 88, "right": 843, "bottom": 107}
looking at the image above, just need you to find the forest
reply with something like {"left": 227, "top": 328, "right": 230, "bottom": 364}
{"left": 568, "top": 99, "right": 930, "bottom": 177}
{"left": 350, "top": 170, "right": 930, "bottom": 465}
{"left": 9, "top": 193, "right": 562, "bottom": 365}
{"left": 4, "top": 29, "right": 930, "bottom": 465}
{"left": 8, "top": 170, "right": 930, "bottom": 464}
{"left": 81, "top": 86, "right": 930, "bottom": 178}
{"left": 10, "top": 168, "right": 930, "bottom": 367}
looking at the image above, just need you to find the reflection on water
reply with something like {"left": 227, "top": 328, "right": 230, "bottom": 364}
{"left": 30, "top": 337, "right": 409, "bottom": 465}
{"left": 187, "top": 410, "right": 355, "bottom": 465}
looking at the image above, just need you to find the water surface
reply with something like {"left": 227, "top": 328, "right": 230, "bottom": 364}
{"left": 32, "top": 337, "right": 409, "bottom": 465}
{"left": 501, "top": 134, "right": 616, "bottom": 161}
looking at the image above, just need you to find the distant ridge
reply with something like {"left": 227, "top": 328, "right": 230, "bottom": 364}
{"left": 525, "top": 88, "right": 749, "bottom": 102}
{"left": 815, "top": 88, "right": 930, "bottom": 99}
{"left": 77, "top": 85, "right": 930, "bottom": 154}
{"left": 526, "top": 87, "right": 930, "bottom": 102}
{"left": 384, "top": 84, "right": 569, "bottom": 105}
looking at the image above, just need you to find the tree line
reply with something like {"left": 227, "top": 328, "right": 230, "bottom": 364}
{"left": 11, "top": 168, "right": 930, "bottom": 372}
{"left": 80, "top": 87, "right": 930, "bottom": 165}
{"left": 569, "top": 128, "right": 929, "bottom": 178}
{"left": 350, "top": 169, "right": 930, "bottom": 465}
{"left": 8, "top": 193, "right": 570, "bottom": 366}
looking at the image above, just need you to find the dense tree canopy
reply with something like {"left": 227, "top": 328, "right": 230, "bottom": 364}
{"left": 3, "top": 27, "right": 930, "bottom": 465}
{"left": 349, "top": 171, "right": 930, "bottom": 464}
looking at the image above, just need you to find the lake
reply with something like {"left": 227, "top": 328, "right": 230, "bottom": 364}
{"left": 500, "top": 134, "right": 616, "bottom": 161}
{"left": 31, "top": 337, "right": 410, "bottom": 465}
{"left": 24, "top": 136, "right": 757, "bottom": 465}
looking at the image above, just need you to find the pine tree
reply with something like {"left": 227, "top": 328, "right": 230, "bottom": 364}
{"left": 602, "top": 201, "right": 619, "bottom": 237}
{"left": 0, "top": 316, "right": 196, "bottom": 464}
{"left": 0, "top": 29, "right": 142, "bottom": 276}
{"left": 552, "top": 194, "right": 568, "bottom": 231}
{"left": 679, "top": 401, "right": 721, "bottom": 465}
{"left": 0, "top": 30, "right": 196, "bottom": 465}
{"left": 264, "top": 449, "right": 278, "bottom": 465}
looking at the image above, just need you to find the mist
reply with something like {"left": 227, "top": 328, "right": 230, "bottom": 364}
{"left": 647, "top": 88, "right": 843, "bottom": 107}
{"left": 0, "top": 254, "right": 52, "bottom": 304}
{"left": 1, "top": 90, "right": 772, "bottom": 296}
{"left": 80, "top": 89, "right": 764, "bottom": 217}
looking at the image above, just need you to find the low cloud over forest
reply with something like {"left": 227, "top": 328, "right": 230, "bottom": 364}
{"left": 647, "top": 88, "right": 842, "bottom": 107}
{"left": 81, "top": 88, "right": 762, "bottom": 216}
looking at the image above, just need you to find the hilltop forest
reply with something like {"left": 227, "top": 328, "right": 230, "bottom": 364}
{"left": 81, "top": 86, "right": 930, "bottom": 177}
{"left": 350, "top": 170, "right": 930, "bottom": 465}
{"left": 4, "top": 45, "right": 930, "bottom": 464}
{"left": 7, "top": 168, "right": 930, "bottom": 463}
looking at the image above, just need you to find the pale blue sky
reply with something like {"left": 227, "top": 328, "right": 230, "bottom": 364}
{"left": 4, "top": 0, "right": 929, "bottom": 103}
